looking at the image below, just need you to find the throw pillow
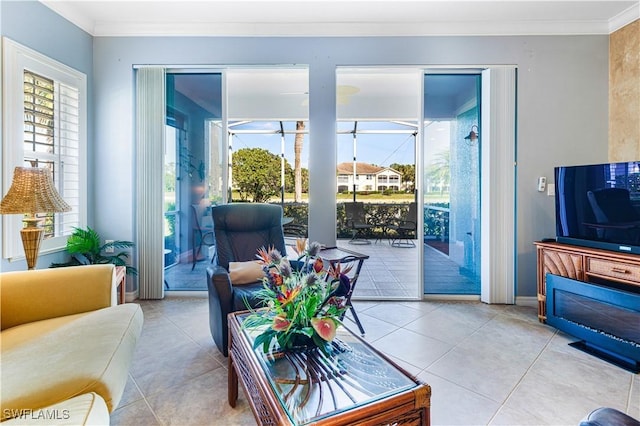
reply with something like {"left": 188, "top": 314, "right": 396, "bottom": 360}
{"left": 229, "top": 261, "right": 265, "bottom": 285}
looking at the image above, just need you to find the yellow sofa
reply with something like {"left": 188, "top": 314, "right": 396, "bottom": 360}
{"left": 0, "top": 265, "right": 143, "bottom": 424}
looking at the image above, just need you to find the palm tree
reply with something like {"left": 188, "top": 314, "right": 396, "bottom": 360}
{"left": 426, "top": 150, "right": 450, "bottom": 194}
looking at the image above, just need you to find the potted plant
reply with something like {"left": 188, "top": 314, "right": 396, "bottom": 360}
{"left": 51, "top": 227, "right": 137, "bottom": 276}
{"left": 243, "top": 239, "right": 352, "bottom": 355}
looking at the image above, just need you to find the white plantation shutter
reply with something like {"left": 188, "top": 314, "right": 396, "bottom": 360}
{"left": 22, "top": 72, "right": 81, "bottom": 239}
{"left": 3, "top": 37, "right": 87, "bottom": 260}
{"left": 57, "top": 82, "right": 81, "bottom": 236}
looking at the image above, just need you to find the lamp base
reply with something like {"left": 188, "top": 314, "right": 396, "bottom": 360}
{"left": 20, "top": 227, "right": 44, "bottom": 270}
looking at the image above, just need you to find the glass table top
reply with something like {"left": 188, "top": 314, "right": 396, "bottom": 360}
{"left": 237, "top": 314, "right": 416, "bottom": 425}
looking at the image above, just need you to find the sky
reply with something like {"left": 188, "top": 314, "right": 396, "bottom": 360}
{"left": 229, "top": 120, "right": 451, "bottom": 170}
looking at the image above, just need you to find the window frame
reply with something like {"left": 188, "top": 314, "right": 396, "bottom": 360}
{"left": 2, "top": 37, "right": 87, "bottom": 260}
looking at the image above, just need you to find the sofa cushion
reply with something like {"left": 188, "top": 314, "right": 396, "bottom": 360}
{"left": 2, "top": 392, "right": 109, "bottom": 425}
{"left": 0, "top": 303, "right": 143, "bottom": 420}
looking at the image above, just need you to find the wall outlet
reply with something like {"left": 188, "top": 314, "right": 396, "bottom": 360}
{"left": 105, "top": 239, "right": 115, "bottom": 253}
{"left": 537, "top": 176, "right": 547, "bottom": 192}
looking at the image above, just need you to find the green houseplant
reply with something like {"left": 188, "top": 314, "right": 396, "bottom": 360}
{"left": 51, "top": 227, "right": 137, "bottom": 276}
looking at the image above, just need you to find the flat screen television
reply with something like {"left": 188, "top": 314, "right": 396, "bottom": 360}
{"left": 555, "top": 160, "right": 640, "bottom": 254}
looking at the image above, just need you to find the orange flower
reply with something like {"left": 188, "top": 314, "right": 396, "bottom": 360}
{"left": 328, "top": 262, "right": 353, "bottom": 280}
{"left": 311, "top": 317, "right": 337, "bottom": 342}
{"left": 256, "top": 246, "right": 273, "bottom": 264}
{"left": 269, "top": 271, "right": 283, "bottom": 286}
{"left": 277, "top": 286, "right": 301, "bottom": 306}
{"left": 313, "top": 257, "right": 324, "bottom": 273}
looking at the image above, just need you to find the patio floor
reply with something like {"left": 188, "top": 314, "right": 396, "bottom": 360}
{"left": 164, "top": 238, "right": 479, "bottom": 298}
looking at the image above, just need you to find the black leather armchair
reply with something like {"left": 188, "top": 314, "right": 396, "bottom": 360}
{"left": 206, "top": 203, "right": 287, "bottom": 356}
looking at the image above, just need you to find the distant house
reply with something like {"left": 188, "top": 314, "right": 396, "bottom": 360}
{"left": 336, "top": 162, "right": 403, "bottom": 192}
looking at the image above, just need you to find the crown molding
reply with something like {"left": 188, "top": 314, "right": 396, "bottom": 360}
{"left": 40, "top": 0, "right": 640, "bottom": 37}
{"left": 609, "top": 2, "right": 640, "bottom": 33}
{"left": 91, "top": 20, "right": 615, "bottom": 37}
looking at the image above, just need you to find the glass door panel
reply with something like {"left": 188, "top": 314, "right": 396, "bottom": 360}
{"left": 336, "top": 68, "right": 421, "bottom": 300}
{"left": 225, "top": 68, "right": 310, "bottom": 240}
{"left": 164, "top": 124, "right": 179, "bottom": 270}
{"left": 423, "top": 74, "right": 481, "bottom": 295}
{"left": 164, "top": 72, "right": 222, "bottom": 290}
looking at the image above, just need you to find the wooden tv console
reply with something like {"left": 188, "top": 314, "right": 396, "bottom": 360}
{"left": 534, "top": 241, "right": 640, "bottom": 323}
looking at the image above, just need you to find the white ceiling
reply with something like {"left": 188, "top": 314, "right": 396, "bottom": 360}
{"left": 41, "top": 0, "right": 639, "bottom": 37}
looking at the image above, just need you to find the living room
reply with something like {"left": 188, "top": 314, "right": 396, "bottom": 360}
{"left": 1, "top": 1, "right": 639, "bottom": 425}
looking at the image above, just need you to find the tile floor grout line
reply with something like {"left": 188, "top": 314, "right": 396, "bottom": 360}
{"left": 413, "top": 309, "right": 511, "bottom": 408}
{"left": 624, "top": 373, "right": 636, "bottom": 414}
{"left": 485, "top": 327, "right": 562, "bottom": 425}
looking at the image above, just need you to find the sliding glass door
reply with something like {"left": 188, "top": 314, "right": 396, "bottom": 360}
{"left": 164, "top": 72, "right": 223, "bottom": 290}
{"left": 336, "top": 68, "right": 422, "bottom": 300}
{"left": 423, "top": 73, "right": 481, "bottom": 295}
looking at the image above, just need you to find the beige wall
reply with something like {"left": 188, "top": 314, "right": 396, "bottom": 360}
{"left": 609, "top": 19, "right": 640, "bottom": 161}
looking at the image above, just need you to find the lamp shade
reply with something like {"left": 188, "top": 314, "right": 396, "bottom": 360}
{"left": 0, "top": 167, "right": 71, "bottom": 215}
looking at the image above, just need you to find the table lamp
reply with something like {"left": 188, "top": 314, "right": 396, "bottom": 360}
{"left": 0, "top": 167, "right": 71, "bottom": 270}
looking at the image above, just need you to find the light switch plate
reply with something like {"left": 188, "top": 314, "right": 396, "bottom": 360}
{"left": 547, "top": 183, "right": 555, "bottom": 196}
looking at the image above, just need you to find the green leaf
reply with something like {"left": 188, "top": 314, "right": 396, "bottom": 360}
{"left": 253, "top": 331, "right": 274, "bottom": 350}
{"left": 66, "top": 227, "right": 101, "bottom": 256}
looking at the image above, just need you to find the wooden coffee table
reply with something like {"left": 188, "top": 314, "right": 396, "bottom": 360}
{"left": 228, "top": 311, "right": 431, "bottom": 425}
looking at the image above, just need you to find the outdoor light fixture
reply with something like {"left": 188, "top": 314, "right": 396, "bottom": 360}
{"left": 0, "top": 167, "right": 71, "bottom": 270}
{"left": 464, "top": 125, "right": 479, "bottom": 145}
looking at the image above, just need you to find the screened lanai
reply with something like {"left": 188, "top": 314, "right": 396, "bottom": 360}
{"left": 164, "top": 66, "right": 479, "bottom": 302}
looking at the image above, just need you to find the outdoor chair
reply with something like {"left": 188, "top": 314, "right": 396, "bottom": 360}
{"left": 283, "top": 221, "right": 308, "bottom": 238}
{"left": 206, "top": 203, "right": 287, "bottom": 356}
{"left": 389, "top": 202, "right": 418, "bottom": 247}
{"left": 191, "top": 202, "right": 215, "bottom": 270}
{"left": 344, "top": 202, "right": 373, "bottom": 244}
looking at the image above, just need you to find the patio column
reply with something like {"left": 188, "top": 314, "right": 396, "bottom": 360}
{"left": 308, "top": 65, "right": 337, "bottom": 247}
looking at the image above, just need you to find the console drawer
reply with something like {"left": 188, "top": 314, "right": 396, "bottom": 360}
{"left": 586, "top": 257, "right": 640, "bottom": 284}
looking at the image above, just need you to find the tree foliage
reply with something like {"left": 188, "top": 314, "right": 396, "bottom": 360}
{"left": 233, "top": 148, "right": 284, "bottom": 202}
{"left": 390, "top": 163, "right": 416, "bottom": 191}
{"left": 425, "top": 150, "right": 450, "bottom": 194}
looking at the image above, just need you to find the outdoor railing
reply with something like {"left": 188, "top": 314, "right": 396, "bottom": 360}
{"left": 279, "top": 201, "right": 450, "bottom": 241}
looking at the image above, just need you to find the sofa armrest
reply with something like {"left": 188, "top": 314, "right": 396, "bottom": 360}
{"left": 1, "top": 264, "right": 116, "bottom": 330}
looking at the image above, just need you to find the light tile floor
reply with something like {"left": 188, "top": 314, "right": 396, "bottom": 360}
{"left": 111, "top": 294, "right": 639, "bottom": 426}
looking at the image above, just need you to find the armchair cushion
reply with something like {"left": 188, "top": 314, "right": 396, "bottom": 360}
{"left": 229, "top": 260, "right": 264, "bottom": 285}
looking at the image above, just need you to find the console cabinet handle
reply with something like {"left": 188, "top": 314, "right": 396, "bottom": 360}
{"left": 611, "top": 267, "right": 629, "bottom": 274}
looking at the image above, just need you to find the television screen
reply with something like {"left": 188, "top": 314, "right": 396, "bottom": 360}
{"left": 555, "top": 161, "right": 640, "bottom": 253}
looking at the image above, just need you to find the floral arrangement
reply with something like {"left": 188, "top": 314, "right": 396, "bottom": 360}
{"left": 243, "top": 239, "right": 352, "bottom": 355}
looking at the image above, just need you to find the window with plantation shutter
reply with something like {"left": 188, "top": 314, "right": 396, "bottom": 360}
{"left": 23, "top": 70, "right": 81, "bottom": 240}
{"left": 2, "top": 37, "right": 87, "bottom": 260}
